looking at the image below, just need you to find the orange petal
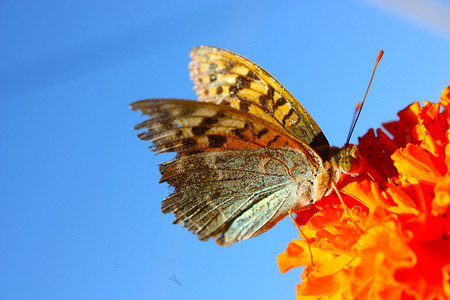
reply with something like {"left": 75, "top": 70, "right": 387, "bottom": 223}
{"left": 442, "top": 263, "right": 450, "bottom": 298}
{"left": 296, "top": 253, "right": 357, "bottom": 298}
{"left": 277, "top": 239, "right": 310, "bottom": 273}
{"left": 395, "top": 239, "right": 450, "bottom": 299}
{"left": 415, "top": 123, "right": 441, "bottom": 157}
{"left": 445, "top": 213, "right": 450, "bottom": 241}
{"left": 342, "top": 180, "right": 387, "bottom": 212}
{"left": 440, "top": 86, "right": 450, "bottom": 106}
{"left": 351, "top": 221, "right": 415, "bottom": 299}
{"left": 418, "top": 101, "right": 440, "bottom": 123}
{"left": 385, "top": 184, "right": 419, "bottom": 216}
{"left": 294, "top": 206, "right": 320, "bottom": 226}
{"left": 433, "top": 176, "right": 450, "bottom": 216}
{"left": 296, "top": 272, "right": 342, "bottom": 299}
{"left": 446, "top": 143, "right": 450, "bottom": 177}
{"left": 389, "top": 102, "right": 421, "bottom": 147}
{"left": 358, "top": 128, "right": 398, "bottom": 182}
{"left": 392, "top": 144, "right": 443, "bottom": 183}
{"left": 401, "top": 213, "right": 445, "bottom": 242}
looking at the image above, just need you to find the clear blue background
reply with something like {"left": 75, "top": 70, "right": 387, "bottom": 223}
{"left": 1, "top": 1, "right": 449, "bottom": 299}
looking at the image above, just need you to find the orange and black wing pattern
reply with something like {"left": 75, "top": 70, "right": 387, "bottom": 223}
{"left": 189, "top": 46, "right": 329, "bottom": 148}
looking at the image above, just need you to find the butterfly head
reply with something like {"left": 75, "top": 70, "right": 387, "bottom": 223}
{"left": 338, "top": 145, "right": 363, "bottom": 176}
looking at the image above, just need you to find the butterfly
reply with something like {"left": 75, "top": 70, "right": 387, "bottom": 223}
{"left": 131, "top": 46, "right": 363, "bottom": 246}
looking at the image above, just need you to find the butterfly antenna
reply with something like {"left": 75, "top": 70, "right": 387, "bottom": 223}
{"left": 345, "top": 50, "right": 384, "bottom": 147}
{"left": 347, "top": 101, "right": 362, "bottom": 144}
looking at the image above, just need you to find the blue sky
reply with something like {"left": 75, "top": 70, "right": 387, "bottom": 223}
{"left": 1, "top": 1, "right": 449, "bottom": 299}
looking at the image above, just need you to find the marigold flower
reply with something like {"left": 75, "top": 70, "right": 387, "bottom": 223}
{"left": 278, "top": 86, "right": 450, "bottom": 299}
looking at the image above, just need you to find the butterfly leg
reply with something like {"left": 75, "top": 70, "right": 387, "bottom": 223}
{"left": 288, "top": 210, "right": 313, "bottom": 274}
{"left": 331, "top": 183, "right": 358, "bottom": 225}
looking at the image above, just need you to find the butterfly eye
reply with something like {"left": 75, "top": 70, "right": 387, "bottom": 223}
{"left": 339, "top": 146, "right": 363, "bottom": 175}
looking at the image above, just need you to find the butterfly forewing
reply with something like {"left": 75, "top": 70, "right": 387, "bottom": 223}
{"left": 132, "top": 99, "right": 317, "bottom": 159}
{"left": 189, "top": 46, "right": 329, "bottom": 148}
{"left": 131, "top": 99, "right": 326, "bottom": 245}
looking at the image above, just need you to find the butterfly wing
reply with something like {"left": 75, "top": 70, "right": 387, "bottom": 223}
{"left": 131, "top": 99, "right": 320, "bottom": 155}
{"left": 131, "top": 99, "right": 326, "bottom": 246}
{"left": 189, "top": 46, "right": 329, "bottom": 148}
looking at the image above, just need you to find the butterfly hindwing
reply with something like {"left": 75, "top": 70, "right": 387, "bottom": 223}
{"left": 159, "top": 148, "right": 322, "bottom": 246}
{"left": 189, "top": 46, "right": 329, "bottom": 148}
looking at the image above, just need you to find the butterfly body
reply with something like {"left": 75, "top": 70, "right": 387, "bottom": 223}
{"left": 132, "top": 46, "right": 362, "bottom": 246}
